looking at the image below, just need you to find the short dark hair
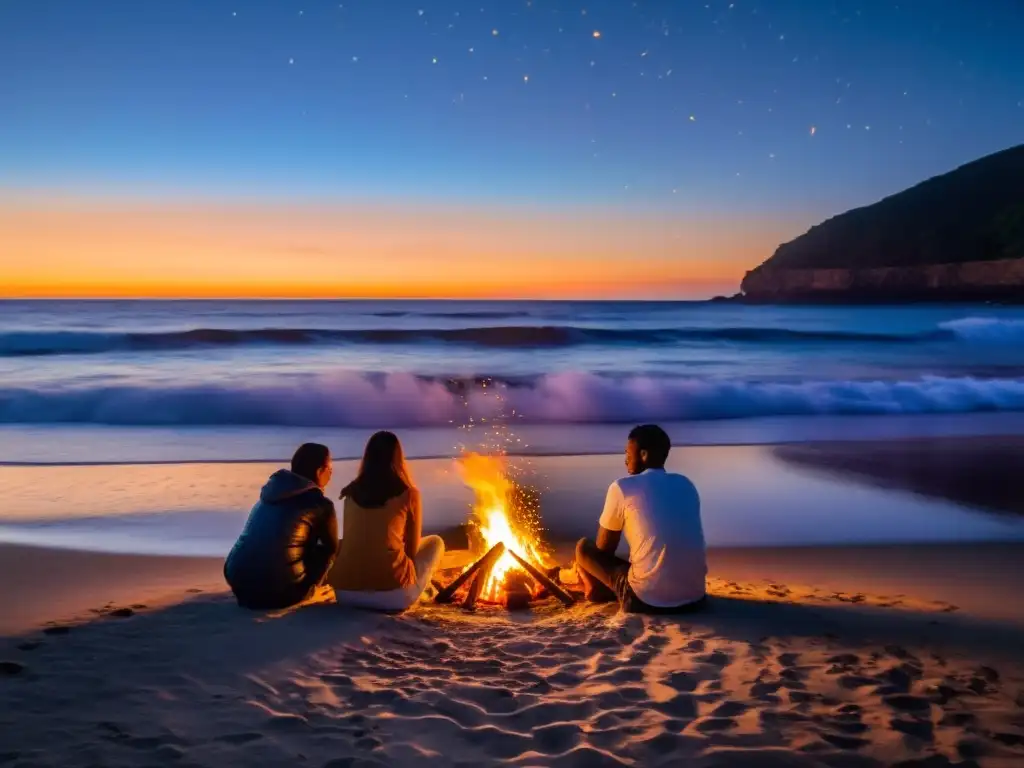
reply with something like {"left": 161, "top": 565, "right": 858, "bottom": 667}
{"left": 291, "top": 443, "right": 330, "bottom": 482}
{"left": 628, "top": 424, "right": 670, "bottom": 467}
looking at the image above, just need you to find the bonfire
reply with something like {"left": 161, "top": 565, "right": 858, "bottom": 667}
{"left": 435, "top": 452, "right": 574, "bottom": 610}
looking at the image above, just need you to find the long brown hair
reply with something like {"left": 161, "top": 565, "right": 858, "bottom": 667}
{"left": 340, "top": 431, "right": 413, "bottom": 508}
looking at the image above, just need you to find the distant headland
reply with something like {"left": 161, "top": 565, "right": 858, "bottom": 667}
{"left": 721, "top": 143, "right": 1024, "bottom": 304}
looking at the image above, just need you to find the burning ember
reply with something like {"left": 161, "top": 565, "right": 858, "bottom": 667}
{"left": 455, "top": 453, "right": 550, "bottom": 603}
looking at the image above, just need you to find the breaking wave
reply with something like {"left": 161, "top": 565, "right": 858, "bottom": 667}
{"left": 2, "top": 372, "right": 1023, "bottom": 427}
{"left": 938, "top": 317, "right": 1024, "bottom": 343}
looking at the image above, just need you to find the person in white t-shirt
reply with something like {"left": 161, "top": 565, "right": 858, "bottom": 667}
{"left": 574, "top": 424, "right": 708, "bottom": 614}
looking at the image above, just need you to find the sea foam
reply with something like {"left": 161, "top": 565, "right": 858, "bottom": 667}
{"left": 2, "top": 372, "right": 1023, "bottom": 427}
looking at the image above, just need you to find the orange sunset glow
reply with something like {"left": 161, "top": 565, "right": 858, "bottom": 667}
{"left": 0, "top": 196, "right": 797, "bottom": 299}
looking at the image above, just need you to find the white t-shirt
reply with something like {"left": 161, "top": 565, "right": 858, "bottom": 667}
{"left": 598, "top": 468, "right": 707, "bottom": 607}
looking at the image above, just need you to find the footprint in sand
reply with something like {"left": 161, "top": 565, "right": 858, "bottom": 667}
{"left": 696, "top": 649, "right": 730, "bottom": 668}
{"left": 890, "top": 717, "right": 934, "bottom": 742}
{"left": 695, "top": 716, "right": 737, "bottom": 732}
{"left": 821, "top": 732, "right": 870, "bottom": 751}
{"left": 884, "top": 694, "right": 932, "bottom": 714}
{"left": 711, "top": 700, "right": 748, "bottom": 717}
{"left": 532, "top": 722, "right": 583, "bottom": 754}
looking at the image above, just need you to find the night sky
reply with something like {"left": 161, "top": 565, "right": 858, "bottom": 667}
{"left": 1, "top": 1, "right": 1022, "bottom": 298}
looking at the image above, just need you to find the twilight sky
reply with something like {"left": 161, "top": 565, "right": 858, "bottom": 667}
{"left": 1, "top": 0, "right": 1022, "bottom": 298}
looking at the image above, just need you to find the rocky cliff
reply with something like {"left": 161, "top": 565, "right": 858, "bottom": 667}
{"left": 740, "top": 144, "right": 1024, "bottom": 303}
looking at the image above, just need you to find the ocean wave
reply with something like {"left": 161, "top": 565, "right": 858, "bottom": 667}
{"left": 938, "top": 317, "right": 1024, "bottom": 343}
{"left": 0, "top": 324, "right": 935, "bottom": 357}
{"left": 2, "top": 372, "right": 1023, "bottom": 427}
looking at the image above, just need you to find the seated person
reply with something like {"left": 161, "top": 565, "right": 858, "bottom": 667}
{"left": 575, "top": 424, "right": 707, "bottom": 614}
{"left": 224, "top": 443, "right": 339, "bottom": 610}
{"left": 329, "top": 430, "right": 444, "bottom": 613}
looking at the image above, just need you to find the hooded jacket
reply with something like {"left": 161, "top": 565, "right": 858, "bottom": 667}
{"left": 224, "top": 470, "right": 339, "bottom": 600}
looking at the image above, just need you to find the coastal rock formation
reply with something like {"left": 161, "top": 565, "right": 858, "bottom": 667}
{"left": 741, "top": 144, "right": 1024, "bottom": 302}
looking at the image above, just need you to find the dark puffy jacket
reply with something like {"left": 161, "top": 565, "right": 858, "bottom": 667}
{"left": 224, "top": 470, "right": 339, "bottom": 608}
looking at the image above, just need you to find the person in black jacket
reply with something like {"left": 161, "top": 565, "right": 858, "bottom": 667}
{"left": 224, "top": 443, "right": 340, "bottom": 609}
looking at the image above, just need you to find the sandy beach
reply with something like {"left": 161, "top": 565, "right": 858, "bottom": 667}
{"left": 3, "top": 538, "right": 1024, "bottom": 768}
{"left": 3, "top": 438, "right": 1024, "bottom": 767}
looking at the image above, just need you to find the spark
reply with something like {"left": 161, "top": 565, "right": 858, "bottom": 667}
{"left": 809, "top": 125, "right": 816, "bottom": 135}
{"left": 689, "top": 115, "right": 695, "bottom": 121}
{"left": 592, "top": 30, "right": 601, "bottom": 38}
{"left": 523, "top": 74, "right": 529, "bottom": 82}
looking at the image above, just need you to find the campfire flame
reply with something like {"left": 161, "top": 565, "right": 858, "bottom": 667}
{"left": 456, "top": 452, "right": 548, "bottom": 602}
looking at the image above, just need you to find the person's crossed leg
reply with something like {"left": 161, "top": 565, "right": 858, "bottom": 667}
{"left": 574, "top": 537, "right": 630, "bottom": 603}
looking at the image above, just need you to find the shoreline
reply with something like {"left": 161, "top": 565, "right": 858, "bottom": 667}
{"left": 5, "top": 412, "right": 1024, "bottom": 466}
{"left": 4, "top": 428, "right": 1024, "bottom": 467}
{"left": 3, "top": 437, "right": 1024, "bottom": 559}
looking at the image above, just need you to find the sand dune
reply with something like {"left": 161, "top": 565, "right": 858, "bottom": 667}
{"left": 2, "top": 545, "right": 1024, "bottom": 767}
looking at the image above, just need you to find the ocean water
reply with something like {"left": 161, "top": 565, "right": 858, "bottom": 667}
{"left": 2, "top": 300, "right": 1024, "bottom": 440}
{"left": 2, "top": 299, "right": 1024, "bottom": 555}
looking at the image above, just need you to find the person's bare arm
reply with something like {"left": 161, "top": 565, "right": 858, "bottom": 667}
{"left": 596, "top": 525, "right": 621, "bottom": 554}
{"left": 404, "top": 489, "right": 422, "bottom": 561}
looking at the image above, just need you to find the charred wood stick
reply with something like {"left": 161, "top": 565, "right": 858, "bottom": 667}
{"left": 507, "top": 549, "right": 576, "bottom": 607}
{"left": 435, "top": 542, "right": 505, "bottom": 604}
{"left": 462, "top": 554, "right": 498, "bottom": 611}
